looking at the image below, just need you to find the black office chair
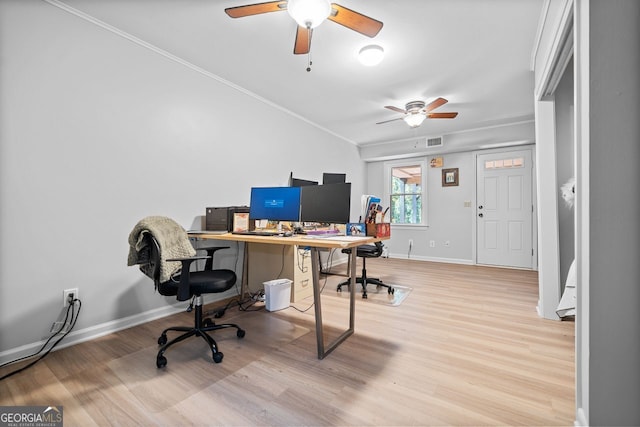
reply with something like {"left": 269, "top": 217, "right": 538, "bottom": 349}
{"left": 131, "top": 221, "right": 245, "bottom": 368}
{"left": 336, "top": 241, "right": 394, "bottom": 299}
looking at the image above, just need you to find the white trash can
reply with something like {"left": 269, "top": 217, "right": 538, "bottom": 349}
{"left": 263, "top": 279, "right": 292, "bottom": 312}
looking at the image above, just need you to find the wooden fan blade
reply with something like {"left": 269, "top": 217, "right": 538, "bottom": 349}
{"left": 293, "top": 26, "right": 311, "bottom": 54}
{"left": 384, "top": 105, "right": 407, "bottom": 114}
{"left": 427, "top": 112, "right": 458, "bottom": 119}
{"left": 376, "top": 117, "right": 404, "bottom": 125}
{"left": 328, "top": 4, "right": 383, "bottom": 37}
{"left": 225, "top": 1, "right": 286, "bottom": 18}
{"left": 424, "top": 97, "right": 448, "bottom": 113}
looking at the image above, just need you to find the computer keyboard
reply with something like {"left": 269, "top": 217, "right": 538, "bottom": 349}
{"left": 231, "top": 230, "right": 281, "bottom": 236}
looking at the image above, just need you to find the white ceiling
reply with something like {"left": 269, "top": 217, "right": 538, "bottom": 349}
{"left": 59, "top": 0, "right": 543, "bottom": 147}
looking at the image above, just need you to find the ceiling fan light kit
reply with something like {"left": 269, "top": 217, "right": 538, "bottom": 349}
{"left": 403, "top": 114, "right": 426, "bottom": 128}
{"left": 287, "top": 0, "right": 331, "bottom": 29}
{"left": 358, "top": 45, "right": 384, "bottom": 66}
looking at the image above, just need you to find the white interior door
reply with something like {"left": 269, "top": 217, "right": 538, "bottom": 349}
{"left": 476, "top": 149, "right": 533, "bottom": 268}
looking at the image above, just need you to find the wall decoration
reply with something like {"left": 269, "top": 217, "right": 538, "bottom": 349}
{"left": 442, "top": 168, "right": 459, "bottom": 187}
{"left": 430, "top": 157, "right": 443, "bottom": 168}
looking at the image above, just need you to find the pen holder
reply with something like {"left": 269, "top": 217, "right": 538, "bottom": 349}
{"left": 366, "top": 222, "right": 390, "bottom": 238}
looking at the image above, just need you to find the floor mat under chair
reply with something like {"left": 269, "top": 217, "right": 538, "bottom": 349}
{"left": 333, "top": 283, "right": 412, "bottom": 306}
{"left": 107, "top": 311, "right": 310, "bottom": 412}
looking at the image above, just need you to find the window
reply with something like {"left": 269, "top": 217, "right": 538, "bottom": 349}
{"left": 385, "top": 160, "right": 427, "bottom": 225}
{"left": 484, "top": 156, "right": 524, "bottom": 169}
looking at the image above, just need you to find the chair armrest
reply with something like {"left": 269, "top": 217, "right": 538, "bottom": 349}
{"left": 166, "top": 255, "right": 210, "bottom": 262}
{"left": 166, "top": 256, "right": 211, "bottom": 301}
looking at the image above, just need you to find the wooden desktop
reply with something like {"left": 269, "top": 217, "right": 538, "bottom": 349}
{"left": 191, "top": 232, "right": 385, "bottom": 359}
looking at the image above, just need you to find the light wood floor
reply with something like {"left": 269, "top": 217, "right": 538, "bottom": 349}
{"left": 0, "top": 258, "right": 575, "bottom": 426}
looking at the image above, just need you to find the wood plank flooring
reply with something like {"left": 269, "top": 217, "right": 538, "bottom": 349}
{"left": 0, "top": 258, "right": 575, "bottom": 426}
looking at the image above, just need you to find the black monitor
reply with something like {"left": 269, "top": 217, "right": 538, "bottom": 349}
{"left": 288, "top": 171, "right": 318, "bottom": 187}
{"left": 300, "top": 183, "right": 352, "bottom": 224}
{"left": 322, "top": 173, "right": 346, "bottom": 184}
{"left": 249, "top": 186, "right": 301, "bottom": 221}
{"left": 291, "top": 177, "right": 318, "bottom": 187}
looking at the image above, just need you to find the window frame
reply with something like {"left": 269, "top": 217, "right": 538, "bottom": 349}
{"left": 383, "top": 158, "right": 428, "bottom": 227}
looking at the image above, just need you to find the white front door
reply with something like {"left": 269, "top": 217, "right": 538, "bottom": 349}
{"left": 476, "top": 149, "right": 533, "bottom": 268}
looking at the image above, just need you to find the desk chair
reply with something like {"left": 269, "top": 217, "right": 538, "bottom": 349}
{"left": 336, "top": 241, "right": 394, "bottom": 299}
{"left": 129, "top": 217, "right": 245, "bottom": 368}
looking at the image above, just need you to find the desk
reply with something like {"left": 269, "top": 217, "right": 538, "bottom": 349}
{"left": 192, "top": 232, "right": 383, "bottom": 359}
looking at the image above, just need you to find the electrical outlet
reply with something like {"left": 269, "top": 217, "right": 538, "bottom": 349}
{"left": 429, "top": 240, "right": 435, "bottom": 248}
{"left": 63, "top": 288, "right": 78, "bottom": 307}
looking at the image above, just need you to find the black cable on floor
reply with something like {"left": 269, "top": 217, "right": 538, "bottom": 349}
{"left": 0, "top": 298, "right": 82, "bottom": 381}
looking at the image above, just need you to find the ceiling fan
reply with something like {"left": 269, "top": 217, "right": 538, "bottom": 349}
{"left": 225, "top": 0, "right": 383, "bottom": 68}
{"left": 377, "top": 98, "right": 459, "bottom": 128}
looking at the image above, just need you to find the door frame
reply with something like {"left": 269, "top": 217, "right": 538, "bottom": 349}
{"left": 471, "top": 145, "right": 538, "bottom": 270}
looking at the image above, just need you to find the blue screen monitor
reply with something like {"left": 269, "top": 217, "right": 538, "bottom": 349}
{"left": 249, "top": 186, "right": 301, "bottom": 221}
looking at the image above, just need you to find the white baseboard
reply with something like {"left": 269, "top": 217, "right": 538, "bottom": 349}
{"left": 575, "top": 407, "right": 587, "bottom": 426}
{"left": 387, "top": 253, "right": 474, "bottom": 265}
{"left": 0, "top": 294, "right": 228, "bottom": 366}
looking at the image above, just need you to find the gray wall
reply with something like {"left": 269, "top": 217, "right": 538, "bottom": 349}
{"left": 366, "top": 151, "right": 474, "bottom": 262}
{"left": 587, "top": 1, "right": 640, "bottom": 424}
{"left": 0, "top": 1, "right": 364, "bottom": 358}
{"left": 366, "top": 148, "right": 512, "bottom": 263}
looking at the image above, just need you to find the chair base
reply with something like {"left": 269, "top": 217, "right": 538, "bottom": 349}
{"left": 156, "top": 296, "right": 245, "bottom": 368}
{"left": 337, "top": 276, "right": 394, "bottom": 299}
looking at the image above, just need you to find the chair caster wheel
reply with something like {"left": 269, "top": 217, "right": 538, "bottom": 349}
{"left": 336, "top": 286, "right": 342, "bottom": 292}
{"left": 203, "top": 318, "right": 214, "bottom": 327}
{"left": 362, "top": 294, "right": 368, "bottom": 299}
{"left": 237, "top": 329, "right": 246, "bottom": 338}
{"left": 158, "top": 334, "right": 167, "bottom": 346}
{"left": 156, "top": 355, "right": 167, "bottom": 368}
{"left": 388, "top": 287, "right": 395, "bottom": 295}
{"left": 213, "top": 352, "right": 224, "bottom": 363}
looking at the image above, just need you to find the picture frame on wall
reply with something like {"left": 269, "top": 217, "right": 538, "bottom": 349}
{"left": 442, "top": 168, "right": 459, "bottom": 187}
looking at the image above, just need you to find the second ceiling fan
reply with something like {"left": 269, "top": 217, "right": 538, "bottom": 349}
{"left": 225, "top": 0, "right": 383, "bottom": 58}
{"left": 377, "top": 98, "right": 459, "bottom": 128}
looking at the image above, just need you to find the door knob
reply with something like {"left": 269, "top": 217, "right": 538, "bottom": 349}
{"left": 478, "top": 213, "right": 484, "bottom": 218}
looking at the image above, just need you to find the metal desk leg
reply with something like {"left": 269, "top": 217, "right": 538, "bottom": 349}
{"left": 240, "top": 242, "right": 249, "bottom": 299}
{"left": 311, "top": 246, "right": 357, "bottom": 359}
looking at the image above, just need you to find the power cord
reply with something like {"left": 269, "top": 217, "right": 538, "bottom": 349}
{"left": 289, "top": 269, "right": 331, "bottom": 313}
{"left": 0, "top": 297, "right": 82, "bottom": 381}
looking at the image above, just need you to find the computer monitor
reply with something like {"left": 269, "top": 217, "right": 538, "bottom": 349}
{"left": 300, "top": 183, "right": 352, "bottom": 224}
{"left": 249, "top": 186, "right": 301, "bottom": 221}
{"left": 290, "top": 177, "right": 318, "bottom": 187}
{"left": 288, "top": 171, "right": 318, "bottom": 187}
{"left": 322, "top": 173, "right": 346, "bottom": 185}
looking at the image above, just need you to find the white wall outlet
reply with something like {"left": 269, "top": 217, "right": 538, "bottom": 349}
{"left": 429, "top": 240, "right": 436, "bottom": 248}
{"left": 63, "top": 288, "right": 78, "bottom": 307}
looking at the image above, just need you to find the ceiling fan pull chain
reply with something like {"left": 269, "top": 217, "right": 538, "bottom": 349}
{"left": 306, "top": 26, "right": 313, "bottom": 72}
